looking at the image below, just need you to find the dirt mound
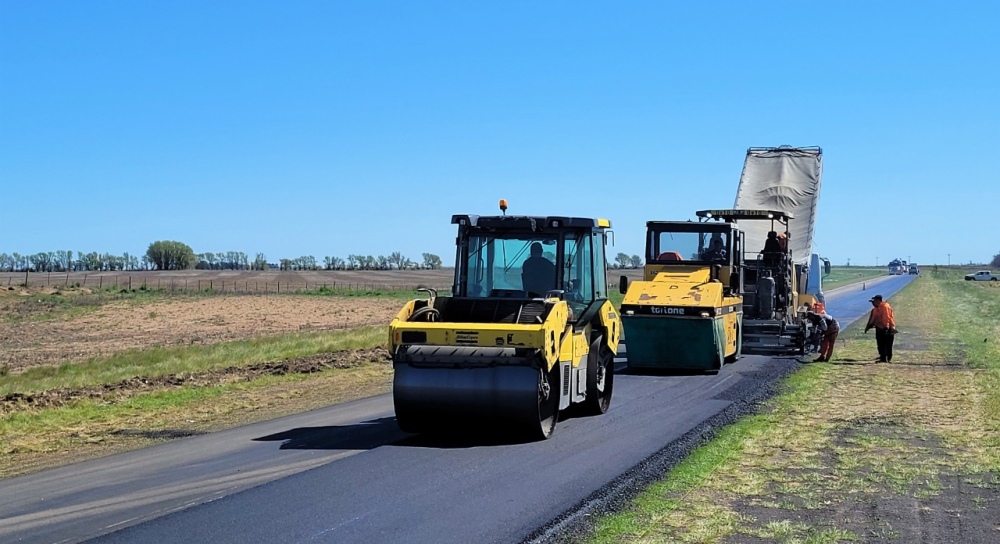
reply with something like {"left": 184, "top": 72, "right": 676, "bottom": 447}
{"left": 1, "top": 347, "right": 391, "bottom": 414}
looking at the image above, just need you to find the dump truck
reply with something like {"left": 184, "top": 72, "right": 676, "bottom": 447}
{"left": 733, "top": 146, "right": 826, "bottom": 353}
{"left": 389, "top": 203, "right": 622, "bottom": 439}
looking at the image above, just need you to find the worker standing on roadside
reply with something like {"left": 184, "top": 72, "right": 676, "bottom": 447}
{"left": 817, "top": 311, "right": 840, "bottom": 362}
{"left": 864, "top": 294, "right": 896, "bottom": 362}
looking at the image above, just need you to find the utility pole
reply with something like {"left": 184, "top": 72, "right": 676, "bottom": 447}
{"left": 948, "top": 254, "right": 951, "bottom": 266}
{"left": 876, "top": 256, "right": 879, "bottom": 267}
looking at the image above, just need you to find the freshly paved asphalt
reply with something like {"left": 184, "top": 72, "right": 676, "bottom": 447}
{"left": 0, "top": 274, "right": 915, "bottom": 544}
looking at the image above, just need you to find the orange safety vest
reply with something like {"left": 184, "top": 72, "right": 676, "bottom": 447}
{"left": 867, "top": 302, "right": 895, "bottom": 329}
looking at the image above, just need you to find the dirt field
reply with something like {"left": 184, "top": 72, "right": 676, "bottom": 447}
{"left": 1, "top": 289, "right": 402, "bottom": 373}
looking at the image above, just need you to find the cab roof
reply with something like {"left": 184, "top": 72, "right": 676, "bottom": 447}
{"left": 451, "top": 215, "right": 611, "bottom": 230}
{"left": 695, "top": 209, "right": 794, "bottom": 222}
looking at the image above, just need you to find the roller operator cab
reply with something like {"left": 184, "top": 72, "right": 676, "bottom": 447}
{"left": 617, "top": 216, "right": 744, "bottom": 372}
{"left": 389, "top": 210, "right": 621, "bottom": 440}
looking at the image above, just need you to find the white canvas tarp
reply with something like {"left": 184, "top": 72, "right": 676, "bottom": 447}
{"left": 733, "top": 146, "right": 823, "bottom": 265}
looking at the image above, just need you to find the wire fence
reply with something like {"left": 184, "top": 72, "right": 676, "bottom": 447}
{"left": 1, "top": 272, "right": 628, "bottom": 296}
{"left": 0, "top": 273, "right": 451, "bottom": 294}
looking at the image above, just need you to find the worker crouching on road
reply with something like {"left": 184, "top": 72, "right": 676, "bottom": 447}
{"left": 817, "top": 311, "right": 840, "bottom": 362}
{"left": 864, "top": 294, "right": 896, "bottom": 362}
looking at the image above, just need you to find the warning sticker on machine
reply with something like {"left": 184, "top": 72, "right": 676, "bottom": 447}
{"left": 456, "top": 331, "right": 479, "bottom": 345}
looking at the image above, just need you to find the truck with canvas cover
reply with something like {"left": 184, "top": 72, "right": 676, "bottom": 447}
{"left": 617, "top": 215, "right": 744, "bottom": 372}
{"left": 389, "top": 203, "right": 621, "bottom": 440}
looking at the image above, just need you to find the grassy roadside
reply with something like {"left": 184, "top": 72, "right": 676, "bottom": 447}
{"left": 0, "top": 324, "right": 392, "bottom": 479}
{"left": 2, "top": 326, "right": 386, "bottom": 395}
{"left": 822, "top": 266, "right": 887, "bottom": 290}
{"left": 590, "top": 269, "right": 1000, "bottom": 543}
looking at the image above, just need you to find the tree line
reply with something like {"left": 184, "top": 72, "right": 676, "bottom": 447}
{"left": 0, "top": 241, "right": 444, "bottom": 272}
{"left": 614, "top": 252, "right": 644, "bottom": 269}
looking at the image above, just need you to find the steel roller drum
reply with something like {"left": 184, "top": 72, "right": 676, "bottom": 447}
{"left": 392, "top": 345, "right": 557, "bottom": 438}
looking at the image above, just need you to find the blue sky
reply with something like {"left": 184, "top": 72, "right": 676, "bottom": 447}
{"left": 2, "top": 1, "right": 998, "bottom": 267}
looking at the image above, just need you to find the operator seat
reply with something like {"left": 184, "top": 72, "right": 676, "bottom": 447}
{"left": 656, "top": 251, "right": 683, "bottom": 261}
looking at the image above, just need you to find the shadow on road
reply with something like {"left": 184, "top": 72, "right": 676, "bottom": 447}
{"left": 254, "top": 417, "right": 406, "bottom": 450}
{"left": 623, "top": 367, "right": 721, "bottom": 377}
{"left": 254, "top": 416, "right": 544, "bottom": 450}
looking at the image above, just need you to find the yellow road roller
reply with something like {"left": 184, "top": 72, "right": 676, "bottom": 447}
{"left": 618, "top": 211, "right": 745, "bottom": 372}
{"left": 389, "top": 205, "right": 621, "bottom": 440}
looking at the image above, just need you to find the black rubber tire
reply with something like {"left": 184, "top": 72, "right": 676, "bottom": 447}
{"left": 724, "top": 324, "right": 740, "bottom": 365}
{"left": 580, "top": 336, "right": 614, "bottom": 416}
{"left": 533, "top": 365, "right": 560, "bottom": 439}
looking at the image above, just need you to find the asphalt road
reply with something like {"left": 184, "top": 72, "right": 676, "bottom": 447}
{"left": 0, "top": 274, "right": 916, "bottom": 544}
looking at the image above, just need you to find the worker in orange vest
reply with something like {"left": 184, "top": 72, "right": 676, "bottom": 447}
{"left": 864, "top": 294, "right": 896, "bottom": 362}
{"left": 816, "top": 311, "right": 840, "bottom": 362}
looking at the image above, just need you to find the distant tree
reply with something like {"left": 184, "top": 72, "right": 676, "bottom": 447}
{"left": 615, "top": 253, "right": 631, "bottom": 269}
{"left": 79, "top": 252, "right": 102, "bottom": 271}
{"left": 253, "top": 253, "right": 268, "bottom": 270}
{"left": 28, "top": 252, "right": 52, "bottom": 272}
{"left": 630, "top": 255, "right": 643, "bottom": 268}
{"left": 389, "top": 251, "right": 409, "bottom": 270}
{"left": 146, "top": 241, "right": 196, "bottom": 270}
{"left": 422, "top": 253, "right": 443, "bottom": 269}
{"left": 991, "top": 252, "right": 1000, "bottom": 268}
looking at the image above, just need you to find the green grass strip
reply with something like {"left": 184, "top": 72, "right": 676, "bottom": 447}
{"left": 2, "top": 326, "right": 386, "bottom": 396}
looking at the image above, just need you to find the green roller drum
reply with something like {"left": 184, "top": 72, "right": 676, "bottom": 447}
{"left": 623, "top": 314, "right": 727, "bottom": 371}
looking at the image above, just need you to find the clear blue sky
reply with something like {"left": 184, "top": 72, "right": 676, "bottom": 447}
{"left": 2, "top": 1, "right": 998, "bottom": 267}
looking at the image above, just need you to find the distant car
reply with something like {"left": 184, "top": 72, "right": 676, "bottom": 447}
{"left": 964, "top": 270, "right": 997, "bottom": 281}
{"left": 909, "top": 264, "right": 919, "bottom": 275}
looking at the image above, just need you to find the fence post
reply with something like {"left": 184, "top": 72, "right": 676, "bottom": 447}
{"left": 100, "top": 276, "right": 103, "bottom": 289}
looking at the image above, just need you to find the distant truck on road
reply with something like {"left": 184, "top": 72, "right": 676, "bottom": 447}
{"left": 964, "top": 270, "right": 997, "bottom": 281}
